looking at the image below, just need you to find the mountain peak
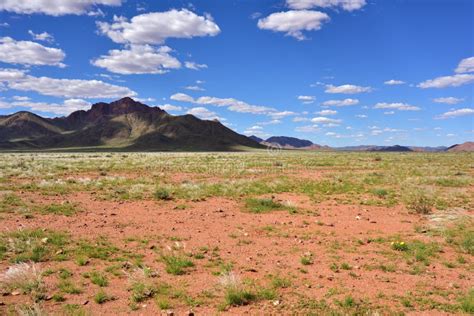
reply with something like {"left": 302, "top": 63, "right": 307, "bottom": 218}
{"left": 89, "top": 97, "right": 149, "bottom": 116}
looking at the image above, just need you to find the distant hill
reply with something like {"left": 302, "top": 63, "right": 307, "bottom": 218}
{"left": 369, "top": 145, "right": 413, "bottom": 152}
{"left": 447, "top": 142, "right": 474, "bottom": 152}
{"left": 257, "top": 136, "right": 326, "bottom": 150}
{"left": 0, "top": 97, "right": 262, "bottom": 151}
{"left": 249, "top": 135, "right": 263, "bottom": 143}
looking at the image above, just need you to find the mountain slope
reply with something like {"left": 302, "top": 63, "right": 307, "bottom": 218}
{"left": 0, "top": 98, "right": 262, "bottom": 151}
{"left": 447, "top": 142, "right": 474, "bottom": 152}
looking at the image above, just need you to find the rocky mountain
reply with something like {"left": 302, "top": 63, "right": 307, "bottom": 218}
{"left": 255, "top": 136, "right": 326, "bottom": 150}
{"left": 447, "top": 142, "right": 474, "bottom": 152}
{"left": 0, "top": 97, "right": 262, "bottom": 151}
{"left": 249, "top": 135, "right": 263, "bottom": 143}
{"left": 368, "top": 145, "right": 413, "bottom": 152}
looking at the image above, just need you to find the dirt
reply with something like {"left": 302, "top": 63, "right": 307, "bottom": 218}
{"left": 0, "top": 184, "right": 472, "bottom": 315}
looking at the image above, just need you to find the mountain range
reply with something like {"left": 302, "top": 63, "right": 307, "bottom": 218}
{"left": 0, "top": 97, "right": 261, "bottom": 151}
{"left": 0, "top": 97, "right": 471, "bottom": 152}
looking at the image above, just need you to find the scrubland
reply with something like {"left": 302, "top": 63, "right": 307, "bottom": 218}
{"left": 0, "top": 152, "right": 472, "bottom": 315}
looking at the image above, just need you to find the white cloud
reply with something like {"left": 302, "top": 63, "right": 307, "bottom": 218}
{"left": 322, "top": 98, "right": 359, "bottom": 106}
{"left": 316, "top": 109, "right": 337, "bottom": 115}
{"left": 11, "top": 98, "right": 91, "bottom": 115}
{"left": 325, "top": 84, "right": 372, "bottom": 94}
{"left": 295, "top": 124, "right": 320, "bottom": 133}
{"left": 0, "top": 68, "right": 26, "bottom": 81}
{"left": 159, "top": 104, "right": 182, "bottom": 112}
{"left": 3, "top": 72, "right": 136, "bottom": 99}
{"left": 436, "top": 108, "right": 474, "bottom": 119}
{"left": 170, "top": 93, "right": 195, "bottom": 103}
{"left": 298, "top": 95, "right": 315, "bottom": 104}
{"left": 187, "top": 107, "right": 220, "bottom": 120}
{"left": 170, "top": 93, "right": 276, "bottom": 115}
{"left": 373, "top": 102, "right": 420, "bottom": 111}
{"left": 0, "top": 37, "right": 65, "bottom": 67}
{"left": 418, "top": 74, "right": 474, "bottom": 88}
{"left": 0, "top": 0, "right": 122, "bottom": 16}
{"left": 97, "top": 9, "right": 220, "bottom": 45}
{"left": 185, "top": 85, "right": 205, "bottom": 91}
{"left": 244, "top": 125, "right": 269, "bottom": 138}
{"left": 383, "top": 111, "right": 395, "bottom": 115}
{"left": 28, "top": 30, "right": 54, "bottom": 43}
{"left": 269, "top": 111, "right": 296, "bottom": 119}
{"left": 92, "top": 45, "right": 181, "bottom": 74}
{"left": 311, "top": 116, "right": 341, "bottom": 124}
{"left": 455, "top": 56, "right": 474, "bottom": 73}
{"left": 257, "top": 10, "right": 330, "bottom": 40}
{"left": 12, "top": 95, "right": 30, "bottom": 101}
{"left": 185, "top": 61, "right": 208, "bottom": 70}
{"left": 433, "top": 97, "right": 464, "bottom": 105}
{"left": 293, "top": 116, "right": 310, "bottom": 122}
{"left": 287, "top": 0, "right": 366, "bottom": 11}
{"left": 384, "top": 79, "right": 405, "bottom": 85}
{"left": 259, "top": 119, "right": 281, "bottom": 125}
{"left": 356, "top": 114, "right": 367, "bottom": 118}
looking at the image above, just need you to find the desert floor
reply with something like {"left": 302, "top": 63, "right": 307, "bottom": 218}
{"left": 0, "top": 152, "right": 472, "bottom": 315}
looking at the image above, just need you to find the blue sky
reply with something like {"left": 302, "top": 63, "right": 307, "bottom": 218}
{"left": 0, "top": 0, "right": 472, "bottom": 146}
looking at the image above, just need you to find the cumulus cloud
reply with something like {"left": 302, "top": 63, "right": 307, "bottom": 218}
{"left": 0, "top": 37, "right": 65, "bottom": 67}
{"left": 384, "top": 79, "right": 405, "bottom": 85}
{"left": 159, "top": 104, "right": 182, "bottom": 112}
{"left": 311, "top": 116, "right": 341, "bottom": 124}
{"left": 325, "top": 84, "right": 372, "bottom": 94}
{"left": 433, "top": 97, "right": 464, "bottom": 105}
{"left": 243, "top": 125, "right": 269, "bottom": 138}
{"left": 0, "top": 68, "right": 26, "bottom": 81}
{"left": 185, "top": 61, "right": 208, "bottom": 70}
{"left": 10, "top": 98, "right": 91, "bottom": 115}
{"left": 436, "top": 108, "right": 474, "bottom": 119}
{"left": 170, "top": 93, "right": 276, "bottom": 115}
{"left": 316, "top": 109, "right": 337, "bottom": 115}
{"left": 97, "top": 9, "right": 220, "bottom": 45}
{"left": 187, "top": 107, "right": 221, "bottom": 120}
{"left": 455, "top": 56, "right": 474, "bottom": 73}
{"left": 295, "top": 124, "right": 320, "bottom": 133}
{"left": 185, "top": 85, "right": 205, "bottom": 91}
{"left": 322, "top": 98, "right": 359, "bottom": 106}
{"left": 418, "top": 74, "right": 474, "bottom": 88}
{"left": 286, "top": 0, "right": 366, "bottom": 11}
{"left": 0, "top": 0, "right": 122, "bottom": 16}
{"left": 257, "top": 10, "right": 330, "bottom": 40}
{"left": 28, "top": 30, "right": 54, "bottom": 43}
{"left": 373, "top": 102, "right": 420, "bottom": 111}
{"left": 92, "top": 45, "right": 181, "bottom": 74}
{"left": 170, "top": 93, "right": 195, "bottom": 103}
{"left": 298, "top": 95, "right": 315, "bottom": 104}
{"left": 1, "top": 70, "right": 136, "bottom": 99}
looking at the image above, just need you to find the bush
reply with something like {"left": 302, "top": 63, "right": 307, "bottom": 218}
{"left": 161, "top": 255, "right": 194, "bottom": 275}
{"left": 245, "top": 198, "right": 283, "bottom": 213}
{"left": 154, "top": 187, "right": 172, "bottom": 201}
{"left": 406, "top": 193, "right": 433, "bottom": 214}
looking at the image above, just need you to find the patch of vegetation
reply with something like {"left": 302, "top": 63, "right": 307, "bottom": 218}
{"left": 39, "top": 202, "right": 78, "bottom": 216}
{"left": 85, "top": 271, "right": 109, "bottom": 287}
{"left": 0, "top": 229, "right": 69, "bottom": 263}
{"left": 161, "top": 255, "right": 194, "bottom": 275}
{"left": 406, "top": 192, "right": 434, "bottom": 214}
{"left": 154, "top": 187, "right": 172, "bottom": 201}
{"left": 245, "top": 198, "right": 284, "bottom": 213}
{"left": 94, "top": 290, "right": 114, "bottom": 304}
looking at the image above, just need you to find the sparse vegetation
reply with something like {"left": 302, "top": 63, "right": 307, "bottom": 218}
{"left": 0, "top": 152, "right": 472, "bottom": 314}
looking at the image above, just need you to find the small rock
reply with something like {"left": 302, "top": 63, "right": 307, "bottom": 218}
{"left": 11, "top": 291, "right": 20, "bottom": 296}
{"left": 272, "top": 300, "right": 280, "bottom": 306}
{"left": 83, "top": 300, "right": 89, "bottom": 305}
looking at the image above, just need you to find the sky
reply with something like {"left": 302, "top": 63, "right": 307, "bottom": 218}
{"left": 0, "top": 0, "right": 473, "bottom": 147}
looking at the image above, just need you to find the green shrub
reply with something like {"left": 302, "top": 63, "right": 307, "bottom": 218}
{"left": 162, "top": 255, "right": 194, "bottom": 275}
